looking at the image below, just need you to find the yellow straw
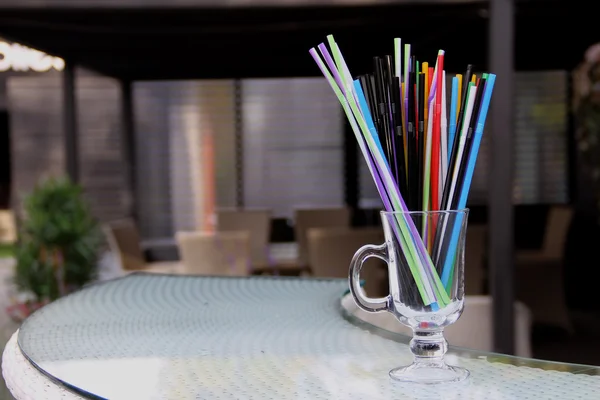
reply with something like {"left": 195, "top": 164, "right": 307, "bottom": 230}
{"left": 401, "top": 82, "right": 408, "bottom": 175}
{"left": 423, "top": 62, "right": 429, "bottom": 136}
{"left": 456, "top": 74, "right": 463, "bottom": 121}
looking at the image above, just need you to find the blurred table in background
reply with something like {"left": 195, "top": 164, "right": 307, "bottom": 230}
{"left": 136, "top": 237, "right": 308, "bottom": 276}
{"left": 254, "top": 242, "right": 309, "bottom": 276}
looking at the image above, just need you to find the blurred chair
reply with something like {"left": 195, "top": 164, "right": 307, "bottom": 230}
{"left": 103, "top": 219, "right": 182, "bottom": 274}
{"left": 465, "top": 224, "right": 487, "bottom": 295}
{"left": 517, "top": 206, "right": 572, "bottom": 265}
{"left": 0, "top": 210, "right": 16, "bottom": 244}
{"left": 516, "top": 206, "right": 573, "bottom": 332}
{"left": 295, "top": 207, "right": 350, "bottom": 268}
{"left": 216, "top": 209, "right": 271, "bottom": 269}
{"left": 342, "top": 294, "right": 532, "bottom": 358}
{"left": 307, "top": 227, "right": 386, "bottom": 297}
{"left": 176, "top": 231, "right": 250, "bottom": 276}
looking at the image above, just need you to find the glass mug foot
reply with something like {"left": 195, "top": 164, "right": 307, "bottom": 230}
{"left": 389, "top": 362, "right": 469, "bottom": 384}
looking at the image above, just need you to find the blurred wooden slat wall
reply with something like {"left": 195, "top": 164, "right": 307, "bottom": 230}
{"left": 6, "top": 69, "right": 130, "bottom": 222}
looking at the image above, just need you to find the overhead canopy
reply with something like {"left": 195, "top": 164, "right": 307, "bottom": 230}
{"left": 0, "top": 0, "right": 592, "bottom": 80}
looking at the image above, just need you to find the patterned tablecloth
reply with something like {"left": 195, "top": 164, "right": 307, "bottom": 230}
{"left": 3, "top": 274, "right": 600, "bottom": 399}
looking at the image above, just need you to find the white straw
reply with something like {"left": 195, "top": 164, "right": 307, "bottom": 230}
{"left": 440, "top": 71, "right": 448, "bottom": 205}
{"left": 394, "top": 38, "right": 402, "bottom": 78}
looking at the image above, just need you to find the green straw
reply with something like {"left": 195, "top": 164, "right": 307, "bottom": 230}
{"left": 394, "top": 38, "right": 402, "bottom": 78}
{"left": 324, "top": 36, "right": 450, "bottom": 307}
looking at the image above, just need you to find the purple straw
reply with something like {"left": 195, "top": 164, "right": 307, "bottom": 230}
{"left": 404, "top": 62, "right": 410, "bottom": 138}
{"left": 365, "top": 142, "right": 438, "bottom": 305}
{"left": 387, "top": 99, "right": 400, "bottom": 182}
{"left": 318, "top": 43, "right": 345, "bottom": 96}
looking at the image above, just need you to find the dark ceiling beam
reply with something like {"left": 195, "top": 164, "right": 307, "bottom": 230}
{"left": 0, "top": 2, "right": 595, "bottom": 80}
{"left": 0, "top": 0, "right": 487, "bottom": 9}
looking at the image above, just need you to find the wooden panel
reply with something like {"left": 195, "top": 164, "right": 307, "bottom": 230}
{"left": 6, "top": 69, "right": 130, "bottom": 222}
{"left": 7, "top": 73, "right": 65, "bottom": 206}
{"left": 76, "top": 71, "right": 130, "bottom": 222}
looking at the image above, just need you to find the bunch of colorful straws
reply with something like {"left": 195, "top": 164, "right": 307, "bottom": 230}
{"left": 310, "top": 35, "right": 495, "bottom": 309}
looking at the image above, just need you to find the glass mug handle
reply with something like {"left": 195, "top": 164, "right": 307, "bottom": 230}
{"left": 348, "top": 243, "right": 391, "bottom": 313}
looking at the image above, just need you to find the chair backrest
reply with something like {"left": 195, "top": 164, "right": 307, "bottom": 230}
{"left": 295, "top": 207, "right": 350, "bottom": 265}
{"left": 103, "top": 219, "right": 146, "bottom": 270}
{"left": 0, "top": 210, "right": 16, "bottom": 244}
{"left": 465, "top": 224, "right": 487, "bottom": 295}
{"left": 445, "top": 296, "right": 532, "bottom": 358}
{"left": 216, "top": 209, "right": 271, "bottom": 267}
{"left": 343, "top": 294, "right": 532, "bottom": 358}
{"left": 308, "top": 227, "right": 385, "bottom": 296}
{"left": 542, "top": 206, "right": 573, "bottom": 259}
{"left": 176, "top": 231, "right": 250, "bottom": 276}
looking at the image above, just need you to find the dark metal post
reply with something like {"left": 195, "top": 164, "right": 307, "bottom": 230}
{"left": 234, "top": 79, "right": 244, "bottom": 208}
{"left": 343, "top": 116, "right": 359, "bottom": 226}
{"left": 489, "top": 0, "right": 515, "bottom": 354}
{"left": 63, "top": 62, "right": 79, "bottom": 182}
{"left": 121, "top": 80, "right": 137, "bottom": 219}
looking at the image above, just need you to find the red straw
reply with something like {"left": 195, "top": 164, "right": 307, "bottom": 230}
{"left": 431, "top": 52, "right": 444, "bottom": 212}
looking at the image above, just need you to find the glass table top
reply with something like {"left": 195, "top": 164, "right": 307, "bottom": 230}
{"left": 17, "top": 273, "right": 600, "bottom": 399}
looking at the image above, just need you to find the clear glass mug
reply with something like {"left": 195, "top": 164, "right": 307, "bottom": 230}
{"left": 349, "top": 210, "right": 469, "bottom": 384}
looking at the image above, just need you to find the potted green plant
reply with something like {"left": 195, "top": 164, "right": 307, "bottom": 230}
{"left": 8, "top": 177, "right": 102, "bottom": 321}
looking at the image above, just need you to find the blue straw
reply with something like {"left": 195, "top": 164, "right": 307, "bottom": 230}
{"left": 440, "top": 74, "right": 496, "bottom": 291}
{"left": 448, "top": 76, "right": 459, "bottom": 162}
{"left": 354, "top": 80, "right": 440, "bottom": 308}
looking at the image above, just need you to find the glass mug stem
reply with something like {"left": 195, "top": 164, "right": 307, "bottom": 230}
{"left": 410, "top": 329, "right": 447, "bottom": 363}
